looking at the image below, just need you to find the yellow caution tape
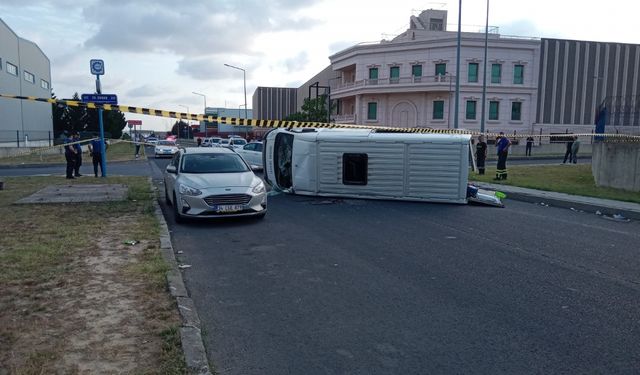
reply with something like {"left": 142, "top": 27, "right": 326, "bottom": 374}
{"left": 2, "top": 93, "right": 640, "bottom": 142}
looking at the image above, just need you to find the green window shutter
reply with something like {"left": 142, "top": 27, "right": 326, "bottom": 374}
{"left": 367, "top": 102, "right": 377, "bottom": 120}
{"left": 435, "top": 63, "right": 446, "bottom": 76}
{"left": 489, "top": 101, "right": 499, "bottom": 120}
{"left": 369, "top": 68, "right": 378, "bottom": 80}
{"left": 514, "top": 65, "right": 524, "bottom": 84}
{"left": 511, "top": 102, "right": 522, "bottom": 121}
{"left": 412, "top": 65, "right": 422, "bottom": 77}
{"left": 468, "top": 63, "right": 478, "bottom": 83}
{"left": 466, "top": 101, "right": 477, "bottom": 120}
{"left": 491, "top": 64, "right": 501, "bottom": 84}
{"left": 390, "top": 67, "right": 399, "bottom": 83}
{"left": 433, "top": 100, "right": 444, "bottom": 119}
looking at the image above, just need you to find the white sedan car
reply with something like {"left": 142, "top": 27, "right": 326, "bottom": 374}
{"left": 163, "top": 147, "right": 267, "bottom": 222}
{"left": 236, "top": 142, "right": 263, "bottom": 169}
{"left": 155, "top": 140, "right": 179, "bottom": 158}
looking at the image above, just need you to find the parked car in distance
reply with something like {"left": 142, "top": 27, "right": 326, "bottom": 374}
{"left": 201, "top": 137, "right": 222, "bottom": 147}
{"left": 155, "top": 140, "right": 179, "bottom": 158}
{"left": 146, "top": 136, "right": 158, "bottom": 145}
{"left": 228, "top": 138, "right": 248, "bottom": 150}
{"left": 236, "top": 142, "right": 263, "bottom": 169}
{"left": 163, "top": 147, "right": 267, "bottom": 222}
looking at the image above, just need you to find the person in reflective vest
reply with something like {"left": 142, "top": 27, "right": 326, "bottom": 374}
{"left": 494, "top": 132, "right": 511, "bottom": 180}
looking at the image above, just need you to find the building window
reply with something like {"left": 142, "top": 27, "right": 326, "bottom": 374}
{"left": 412, "top": 64, "right": 422, "bottom": 82}
{"left": 489, "top": 101, "right": 499, "bottom": 120}
{"left": 390, "top": 66, "right": 400, "bottom": 84}
{"left": 24, "top": 71, "right": 35, "bottom": 84}
{"left": 367, "top": 102, "right": 377, "bottom": 120}
{"left": 433, "top": 100, "right": 444, "bottom": 120}
{"left": 41, "top": 79, "right": 50, "bottom": 90}
{"left": 368, "top": 67, "right": 378, "bottom": 84}
{"left": 342, "top": 153, "right": 368, "bottom": 185}
{"left": 466, "top": 100, "right": 477, "bottom": 120}
{"left": 491, "top": 64, "right": 501, "bottom": 84}
{"left": 511, "top": 102, "right": 522, "bottom": 121}
{"left": 468, "top": 63, "right": 479, "bottom": 83}
{"left": 514, "top": 64, "right": 524, "bottom": 84}
{"left": 429, "top": 18, "right": 444, "bottom": 31}
{"left": 435, "top": 63, "right": 446, "bottom": 77}
{"left": 6, "top": 62, "right": 18, "bottom": 76}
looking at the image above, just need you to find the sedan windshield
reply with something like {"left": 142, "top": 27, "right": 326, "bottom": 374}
{"left": 181, "top": 153, "right": 250, "bottom": 173}
{"left": 158, "top": 141, "right": 176, "bottom": 146}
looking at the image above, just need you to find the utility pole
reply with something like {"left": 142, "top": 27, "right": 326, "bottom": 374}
{"left": 454, "top": 0, "right": 462, "bottom": 129}
{"left": 480, "top": 0, "right": 489, "bottom": 134}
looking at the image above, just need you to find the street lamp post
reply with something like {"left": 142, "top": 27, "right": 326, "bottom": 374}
{"left": 192, "top": 92, "right": 207, "bottom": 137}
{"left": 223, "top": 63, "right": 248, "bottom": 122}
{"left": 178, "top": 104, "right": 189, "bottom": 140}
{"left": 239, "top": 104, "right": 248, "bottom": 139}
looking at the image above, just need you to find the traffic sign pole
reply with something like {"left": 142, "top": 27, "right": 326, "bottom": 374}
{"left": 96, "top": 75, "right": 107, "bottom": 177}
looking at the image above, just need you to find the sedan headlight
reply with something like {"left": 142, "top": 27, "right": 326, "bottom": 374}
{"left": 251, "top": 182, "right": 266, "bottom": 194}
{"left": 179, "top": 183, "right": 202, "bottom": 196}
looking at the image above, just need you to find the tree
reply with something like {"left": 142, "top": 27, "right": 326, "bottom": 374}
{"left": 170, "top": 120, "right": 193, "bottom": 139}
{"left": 284, "top": 95, "right": 334, "bottom": 123}
{"left": 51, "top": 91, "right": 126, "bottom": 139}
{"left": 51, "top": 91, "right": 70, "bottom": 138}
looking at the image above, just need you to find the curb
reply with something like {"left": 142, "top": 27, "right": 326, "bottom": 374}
{"left": 0, "top": 158, "right": 148, "bottom": 169}
{"left": 474, "top": 182, "right": 640, "bottom": 221}
{"left": 151, "top": 179, "right": 212, "bottom": 375}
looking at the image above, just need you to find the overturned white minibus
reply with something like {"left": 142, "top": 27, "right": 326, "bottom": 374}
{"left": 263, "top": 127, "right": 501, "bottom": 205}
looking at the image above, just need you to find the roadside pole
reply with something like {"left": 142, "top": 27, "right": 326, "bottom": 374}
{"left": 90, "top": 59, "right": 108, "bottom": 177}
{"left": 96, "top": 76, "right": 107, "bottom": 177}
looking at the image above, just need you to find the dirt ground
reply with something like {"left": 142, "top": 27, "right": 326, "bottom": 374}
{"left": 0, "top": 179, "right": 184, "bottom": 374}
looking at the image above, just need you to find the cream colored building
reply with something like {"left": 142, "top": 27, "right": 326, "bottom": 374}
{"left": 329, "top": 10, "right": 540, "bottom": 134}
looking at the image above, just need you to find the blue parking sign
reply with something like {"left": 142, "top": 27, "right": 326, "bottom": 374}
{"left": 90, "top": 59, "right": 104, "bottom": 75}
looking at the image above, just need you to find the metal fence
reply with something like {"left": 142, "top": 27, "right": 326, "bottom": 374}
{"left": 0, "top": 130, "right": 53, "bottom": 148}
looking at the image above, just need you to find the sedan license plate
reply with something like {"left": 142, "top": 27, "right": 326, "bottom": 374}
{"left": 215, "top": 204, "right": 244, "bottom": 213}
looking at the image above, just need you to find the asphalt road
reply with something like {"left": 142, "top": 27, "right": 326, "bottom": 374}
{"left": 147, "top": 156, "right": 640, "bottom": 374}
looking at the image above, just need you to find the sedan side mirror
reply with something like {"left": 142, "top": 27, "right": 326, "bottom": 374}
{"left": 166, "top": 165, "right": 177, "bottom": 174}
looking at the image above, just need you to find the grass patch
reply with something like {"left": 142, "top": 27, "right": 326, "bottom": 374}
{"left": 0, "top": 175, "right": 185, "bottom": 372}
{"left": 471, "top": 164, "right": 640, "bottom": 203}
{"left": 159, "top": 326, "right": 188, "bottom": 374}
{"left": 0, "top": 141, "right": 145, "bottom": 165}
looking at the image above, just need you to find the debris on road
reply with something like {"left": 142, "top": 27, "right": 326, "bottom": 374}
{"left": 178, "top": 264, "right": 192, "bottom": 269}
{"left": 123, "top": 240, "right": 138, "bottom": 245}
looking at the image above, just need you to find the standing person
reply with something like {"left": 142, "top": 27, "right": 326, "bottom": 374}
{"left": 494, "top": 132, "right": 511, "bottom": 180}
{"left": 63, "top": 132, "right": 77, "bottom": 179}
{"left": 88, "top": 137, "right": 108, "bottom": 177}
{"left": 525, "top": 136, "right": 534, "bottom": 156}
{"left": 73, "top": 132, "right": 83, "bottom": 177}
{"left": 475, "top": 135, "right": 487, "bottom": 175}
{"left": 562, "top": 136, "right": 574, "bottom": 164}
{"left": 571, "top": 136, "right": 580, "bottom": 164}
{"left": 134, "top": 133, "right": 141, "bottom": 158}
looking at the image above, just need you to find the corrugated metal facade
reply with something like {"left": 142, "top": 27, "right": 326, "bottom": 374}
{"left": 251, "top": 87, "right": 297, "bottom": 120}
{"left": 537, "top": 38, "right": 640, "bottom": 126}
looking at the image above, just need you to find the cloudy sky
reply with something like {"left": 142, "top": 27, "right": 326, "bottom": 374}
{"left": 2, "top": 0, "right": 640, "bottom": 131}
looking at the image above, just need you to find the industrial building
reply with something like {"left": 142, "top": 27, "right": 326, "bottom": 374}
{"left": 0, "top": 18, "right": 53, "bottom": 146}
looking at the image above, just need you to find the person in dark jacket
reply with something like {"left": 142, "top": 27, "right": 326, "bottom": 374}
{"left": 63, "top": 133, "right": 77, "bottom": 179}
{"left": 494, "top": 132, "right": 511, "bottom": 180}
{"left": 525, "top": 136, "right": 534, "bottom": 156}
{"left": 88, "top": 138, "right": 108, "bottom": 177}
{"left": 562, "top": 136, "right": 574, "bottom": 164}
{"left": 475, "top": 135, "right": 487, "bottom": 175}
{"left": 73, "top": 132, "right": 83, "bottom": 177}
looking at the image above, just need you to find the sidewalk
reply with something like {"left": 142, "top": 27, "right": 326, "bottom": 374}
{"left": 474, "top": 181, "right": 640, "bottom": 220}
